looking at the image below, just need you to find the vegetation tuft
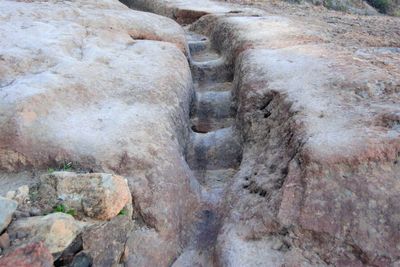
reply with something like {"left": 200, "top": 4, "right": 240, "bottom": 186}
{"left": 53, "top": 204, "right": 77, "bottom": 216}
{"left": 47, "top": 162, "right": 74, "bottom": 174}
{"left": 118, "top": 208, "right": 128, "bottom": 216}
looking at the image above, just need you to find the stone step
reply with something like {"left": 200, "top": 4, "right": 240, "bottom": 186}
{"left": 185, "top": 31, "right": 210, "bottom": 54}
{"left": 186, "top": 127, "right": 242, "bottom": 171}
{"left": 194, "top": 81, "right": 233, "bottom": 92}
{"left": 190, "top": 58, "right": 232, "bottom": 84}
{"left": 191, "top": 117, "right": 234, "bottom": 133}
{"left": 191, "top": 50, "right": 220, "bottom": 62}
{"left": 191, "top": 91, "right": 235, "bottom": 133}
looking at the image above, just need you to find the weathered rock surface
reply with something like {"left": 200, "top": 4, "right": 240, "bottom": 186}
{"left": 121, "top": 0, "right": 258, "bottom": 24}
{"left": 0, "top": 0, "right": 201, "bottom": 264}
{"left": 131, "top": 0, "right": 400, "bottom": 266}
{"left": 7, "top": 213, "right": 85, "bottom": 255}
{"left": 0, "top": 196, "right": 17, "bottom": 233}
{"left": 0, "top": 242, "right": 53, "bottom": 267}
{"left": 1, "top": 0, "right": 399, "bottom": 266}
{"left": 124, "top": 227, "right": 179, "bottom": 267}
{"left": 196, "top": 9, "right": 400, "bottom": 267}
{"left": 81, "top": 216, "right": 134, "bottom": 266}
{"left": 35, "top": 172, "right": 131, "bottom": 220}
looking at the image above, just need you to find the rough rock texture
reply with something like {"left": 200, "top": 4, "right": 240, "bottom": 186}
{"left": 193, "top": 9, "right": 400, "bottom": 267}
{"left": 227, "top": 0, "right": 379, "bottom": 15}
{"left": 121, "top": 0, "right": 262, "bottom": 23}
{"left": 129, "top": 0, "right": 400, "bottom": 266}
{"left": 2, "top": 0, "right": 399, "bottom": 266}
{"left": 5, "top": 185, "right": 29, "bottom": 205}
{"left": 0, "top": 242, "right": 53, "bottom": 267}
{"left": 124, "top": 227, "right": 179, "bottom": 266}
{"left": 81, "top": 216, "right": 134, "bottom": 266}
{"left": 0, "top": 0, "right": 202, "bottom": 264}
{"left": 7, "top": 213, "right": 86, "bottom": 255}
{"left": 0, "top": 196, "right": 17, "bottom": 233}
{"left": 36, "top": 172, "right": 131, "bottom": 220}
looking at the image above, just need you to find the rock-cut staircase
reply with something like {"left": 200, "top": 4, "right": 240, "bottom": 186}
{"left": 173, "top": 30, "right": 243, "bottom": 266}
{"left": 186, "top": 30, "right": 242, "bottom": 206}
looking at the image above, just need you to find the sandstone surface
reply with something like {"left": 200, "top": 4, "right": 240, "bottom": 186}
{"left": 1, "top": 0, "right": 399, "bottom": 266}
{"left": 130, "top": 0, "right": 400, "bottom": 266}
{"left": 0, "top": 0, "right": 201, "bottom": 264}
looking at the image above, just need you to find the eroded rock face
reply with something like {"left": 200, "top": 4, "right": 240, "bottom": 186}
{"left": 191, "top": 11, "right": 400, "bottom": 267}
{"left": 2, "top": 0, "right": 399, "bottom": 266}
{"left": 36, "top": 172, "right": 131, "bottom": 220}
{"left": 0, "top": 0, "right": 201, "bottom": 265}
{"left": 129, "top": 0, "right": 400, "bottom": 266}
{"left": 0, "top": 242, "right": 53, "bottom": 267}
{"left": 7, "top": 213, "right": 86, "bottom": 255}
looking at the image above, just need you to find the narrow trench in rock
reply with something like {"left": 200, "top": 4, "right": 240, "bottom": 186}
{"left": 175, "top": 28, "right": 243, "bottom": 265}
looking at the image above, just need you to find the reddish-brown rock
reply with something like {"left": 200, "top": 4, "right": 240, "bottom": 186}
{"left": 0, "top": 242, "right": 53, "bottom": 267}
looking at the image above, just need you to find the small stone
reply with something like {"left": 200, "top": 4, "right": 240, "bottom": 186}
{"left": 0, "top": 233, "right": 10, "bottom": 249}
{"left": 0, "top": 242, "right": 53, "bottom": 267}
{"left": 0, "top": 196, "right": 18, "bottom": 233}
{"left": 271, "top": 239, "right": 284, "bottom": 250}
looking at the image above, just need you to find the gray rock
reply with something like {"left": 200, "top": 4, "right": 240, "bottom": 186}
{"left": 70, "top": 252, "right": 92, "bottom": 267}
{"left": 0, "top": 196, "right": 17, "bottom": 233}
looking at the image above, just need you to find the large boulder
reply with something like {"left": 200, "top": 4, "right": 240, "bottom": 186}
{"left": 0, "top": 242, "right": 53, "bottom": 267}
{"left": 0, "top": 196, "right": 17, "bottom": 233}
{"left": 0, "top": 0, "right": 201, "bottom": 265}
{"left": 35, "top": 172, "right": 131, "bottom": 220}
{"left": 129, "top": 1, "right": 400, "bottom": 265}
{"left": 7, "top": 213, "right": 86, "bottom": 256}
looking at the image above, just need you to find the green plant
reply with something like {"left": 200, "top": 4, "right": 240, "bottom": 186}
{"left": 54, "top": 204, "right": 67, "bottom": 213}
{"left": 47, "top": 167, "right": 55, "bottom": 174}
{"left": 66, "top": 208, "right": 77, "bottom": 216}
{"left": 118, "top": 208, "right": 128, "bottom": 216}
{"left": 53, "top": 204, "right": 76, "bottom": 217}
{"left": 62, "top": 162, "right": 73, "bottom": 171}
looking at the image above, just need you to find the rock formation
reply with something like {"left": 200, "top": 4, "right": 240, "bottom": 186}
{"left": 0, "top": 0, "right": 399, "bottom": 266}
